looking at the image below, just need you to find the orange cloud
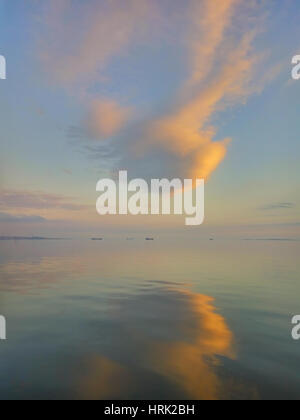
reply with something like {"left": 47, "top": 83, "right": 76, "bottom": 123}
{"left": 190, "top": 140, "right": 229, "bottom": 180}
{"left": 38, "top": 0, "right": 268, "bottom": 182}
{"left": 187, "top": 0, "right": 239, "bottom": 87}
{"left": 87, "top": 99, "right": 131, "bottom": 139}
{"left": 136, "top": 4, "right": 259, "bottom": 181}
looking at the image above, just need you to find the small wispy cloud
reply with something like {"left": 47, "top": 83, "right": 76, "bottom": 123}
{"left": 259, "top": 202, "right": 295, "bottom": 211}
{"left": 0, "top": 190, "right": 87, "bottom": 211}
{"left": 62, "top": 168, "right": 73, "bottom": 176}
{"left": 38, "top": 0, "right": 158, "bottom": 85}
{"left": 0, "top": 212, "right": 47, "bottom": 223}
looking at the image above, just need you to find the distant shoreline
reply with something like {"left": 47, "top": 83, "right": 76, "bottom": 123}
{"left": 0, "top": 237, "right": 65, "bottom": 241}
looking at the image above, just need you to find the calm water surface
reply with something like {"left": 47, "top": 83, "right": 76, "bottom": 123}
{"left": 0, "top": 238, "right": 299, "bottom": 400}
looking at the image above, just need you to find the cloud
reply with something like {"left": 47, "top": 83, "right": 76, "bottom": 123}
{"left": 86, "top": 99, "right": 132, "bottom": 139}
{"left": 62, "top": 168, "right": 73, "bottom": 175}
{"left": 38, "top": 0, "right": 276, "bottom": 182}
{"left": 186, "top": 0, "right": 239, "bottom": 87}
{"left": 115, "top": 0, "right": 265, "bottom": 181}
{"left": 0, "top": 190, "right": 87, "bottom": 211}
{"left": 0, "top": 212, "right": 47, "bottom": 223}
{"left": 39, "top": 0, "right": 158, "bottom": 85}
{"left": 260, "top": 202, "right": 295, "bottom": 211}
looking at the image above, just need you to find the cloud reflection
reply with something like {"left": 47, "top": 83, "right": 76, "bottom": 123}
{"left": 147, "top": 290, "right": 235, "bottom": 400}
{"left": 78, "top": 288, "right": 235, "bottom": 400}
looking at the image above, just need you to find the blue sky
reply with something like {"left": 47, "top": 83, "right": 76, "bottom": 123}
{"left": 0, "top": 0, "right": 299, "bottom": 237}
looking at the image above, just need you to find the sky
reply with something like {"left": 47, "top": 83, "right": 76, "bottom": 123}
{"left": 0, "top": 0, "right": 299, "bottom": 237}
